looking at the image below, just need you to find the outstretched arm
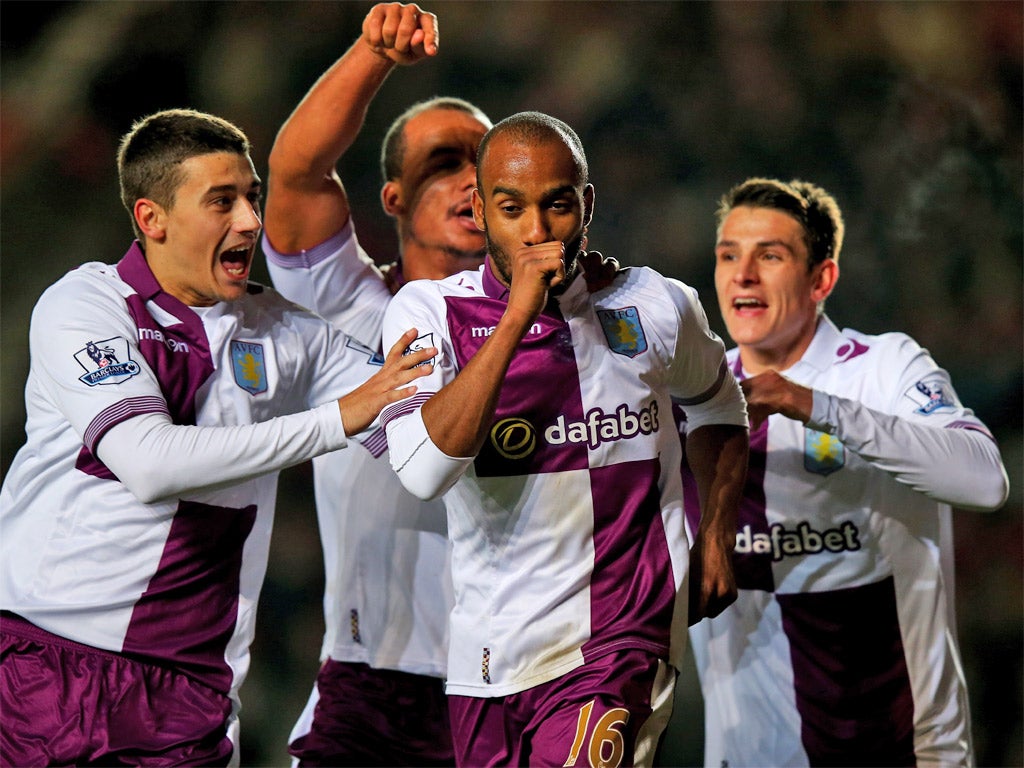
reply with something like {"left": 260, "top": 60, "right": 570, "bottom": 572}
{"left": 264, "top": 2, "right": 438, "bottom": 252}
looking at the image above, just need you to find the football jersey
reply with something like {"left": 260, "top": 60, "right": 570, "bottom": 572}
{"left": 380, "top": 260, "right": 747, "bottom": 697}
{"left": 264, "top": 222, "right": 452, "bottom": 675}
{"left": 1, "top": 242, "right": 382, "bottom": 707}
{"left": 683, "top": 316, "right": 1000, "bottom": 767}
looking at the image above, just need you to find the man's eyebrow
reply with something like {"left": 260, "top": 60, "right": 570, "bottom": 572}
{"left": 490, "top": 184, "right": 577, "bottom": 199}
{"left": 716, "top": 238, "right": 794, "bottom": 251}
{"left": 428, "top": 145, "right": 462, "bottom": 158}
{"left": 490, "top": 184, "right": 522, "bottom": 198}
{"left": 205, "top": 181, "right": 262, "bottom": 195}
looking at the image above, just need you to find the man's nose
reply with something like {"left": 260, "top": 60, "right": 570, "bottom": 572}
{"left": 235, "top": 199, "right": 262, "bottom": 233}
{"left": 734, "top": 254, "right": 758, "bottom": 283}
{"left": 523, "top": 209, "right": 553, "bottom": 246}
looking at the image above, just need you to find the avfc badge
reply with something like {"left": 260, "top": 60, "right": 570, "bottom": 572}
{"left": 804, "top": 428, "right": 844, "bottom": 476}
{"left": 231, "top": 340, "right": 267, "bottom": 395}
{"left": 74, "top": 337, "right": 140, "bottom": 386}
{"left": 597, "top": 307, "right": 647, "bottom": 358}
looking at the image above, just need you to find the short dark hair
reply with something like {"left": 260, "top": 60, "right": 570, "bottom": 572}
{"left": 476, "top": 111, "right": 588, "bottom": 190}
{"left": 716, "top": 178, "right": 845, "bottom": 267}
{"left": 380, "top": 97, "right": 490, "bottom": 182}
{"left": 117, "top": 108, "right": 251, "bottom": 239}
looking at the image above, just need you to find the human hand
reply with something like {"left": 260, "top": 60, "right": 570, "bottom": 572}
{"left": 363, "top": 2, "right": 438, "bottom": 65}
{"left": 504, "top": 241, "right": 566, "bottom": 328}
{"left": 687, "top": 529, "right": 738, "bottom": 625}
{"left": 740, "top": 370, "right": 813, "bottom": 430}
{"left": 337, "top": 328, "right": 435, "bottom": 436}
{"left": 578, "top": 249, "right": 619, "bottom": 292}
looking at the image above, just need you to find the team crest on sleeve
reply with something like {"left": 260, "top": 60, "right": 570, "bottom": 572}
{"left": 597, "top": 307, "right": 647, "bottom": 358}
{"left": 404, "top": 332, "right": 436, "bottom": 366}
{"left": 804, "top": 427, "right": 844, "bottom": 475}
{"left": 905, "top": 378, "right": 955, "bottom": 415}
{"left": 74, "top": 337, "right": 140, "bottom": 386}
{"left": 231, "top": 340, "right": 267, "bottom": 395}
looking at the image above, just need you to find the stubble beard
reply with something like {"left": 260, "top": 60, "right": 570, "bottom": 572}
{"left": 485, "top": 231, "right": 585, "bottom": 293}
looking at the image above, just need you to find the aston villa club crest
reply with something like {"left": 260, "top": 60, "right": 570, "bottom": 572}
{"left": 804, "top": 427, "right": 844, "bottom": 475}
{"left": 597, "top": 307, "right": 647, "bottom": 358}
{"left": 74, "top": 337, "right": 140, "bottom": 386}
{"left": 231, "top": 340, "right": 267, "bottom": 395}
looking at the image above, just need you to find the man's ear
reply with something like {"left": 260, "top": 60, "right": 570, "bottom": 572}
{"left": 134, "top": 199, "right": 166, "bottom": 241}
{"left": 471, "top": 188, "right": 485, "bottom": 232}
{"left": 381, "top": 181, "right": 404, "bottom": 219}
{"left": 582, "top": 183, "right": 595, "bottom": 228}
{"left": 811, "top": 257, "right": 839, "bottom": 304}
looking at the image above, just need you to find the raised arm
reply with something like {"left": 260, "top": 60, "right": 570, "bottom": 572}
{"left": 264, "top": 2, "right": 438, "bottom": 252}
{"left": 421, "top": 243, "right": 565, "bottom": 457}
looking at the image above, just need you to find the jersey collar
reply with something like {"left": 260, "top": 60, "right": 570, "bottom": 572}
{"left": 730, "top": 314, "right": 845, "bottom": 380}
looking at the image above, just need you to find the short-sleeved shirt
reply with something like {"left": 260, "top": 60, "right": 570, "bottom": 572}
{"left": 683, "top": 316, "right": 992, "bottom": 767}
{"left": 381, "top": 260, "right": 745, "bottom": 697}
{"left": 0, "top": 242, "right": 381, "bottom": 703}
{"left": 264, "top": 222, "right": 452, "bottom": 675}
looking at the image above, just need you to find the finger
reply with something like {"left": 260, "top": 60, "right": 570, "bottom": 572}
{"left": 363, "top": 5, "right": 386, "bottom": 48}
{"left": 398, "top": 347, "right": 437, "bottom": 370}
{"left": 394, "top": 5, "right": 421, "bottom": 50}
{"left": 386, "top": 327, "right": 420, "bottom": 361}
{"left": 423, "top": 12, "right": 439, "bottom": 55}
{"left": 386, "top": 360, "right": 434, "bottom": 394}
{"left": 379, "top": 3, "right": 403, "bottom": 47}
{"left": 387, "top": 383, "right": 421, "bottom": 403}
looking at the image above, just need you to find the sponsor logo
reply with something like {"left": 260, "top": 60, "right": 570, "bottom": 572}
{"left": 545, "top": 402, "right": 659, "bottom": 450}
{"left": 138, "top": 327, "right": 190, "bottom": 353}
{"left": 490, "top": 418, "right": 537, "bottom": 459}
{"left": 472, "top": 323, "right": 542, "bottom": 338}
{"left": 735, "top": 521, "right": 861, "bottom": 561}
{"left": 74, "top": 337, "right": 140, "bottom": 386}
{"left": 905, "top": 378, "right": 955, "bottom": 415}
{"left": 804, "top": 428, "right": 844, "bottom": 475}
{"left": 597, "top": 307, "right": 647, "bottom": 358}
{"left": 231, "top": 340, "right": 267, "bottom": 395}
{"left": 486, "top": 401, "right": 660, "bottom": 460}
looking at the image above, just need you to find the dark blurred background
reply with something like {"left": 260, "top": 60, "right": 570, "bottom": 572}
{"left": 2, "top": 1, "right": 1020, "bottom": 765}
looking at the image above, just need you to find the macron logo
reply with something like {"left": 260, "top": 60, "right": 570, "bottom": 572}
{"left": 471, "top": 323, "right": 542, "bottom": 338}
{"left": 139, "top": 327, "right": 190, "bottom": 353}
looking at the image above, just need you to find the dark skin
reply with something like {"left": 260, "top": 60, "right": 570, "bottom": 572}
{"left": 420, "top": 129, "right": 746, "bottom": 623}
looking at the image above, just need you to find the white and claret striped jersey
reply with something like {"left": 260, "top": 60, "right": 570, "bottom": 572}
{"left": 380, "top": 259, "right": 748, "bottom": 698}
{"left": 264, "top": 221, "right": 452, "bottom": 677}
{"left": 681, "top": 317, "right": 1009, "bottom": 767}
{"left": 1, "top": 243, "right": 383, "bottom": 711}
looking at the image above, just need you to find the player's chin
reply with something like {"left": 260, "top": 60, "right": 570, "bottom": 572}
{"left": 217, "top": 281, "right": 249, "bottom": 303}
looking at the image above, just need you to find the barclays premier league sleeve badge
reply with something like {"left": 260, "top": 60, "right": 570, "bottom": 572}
{"left": 904, "top": 378, "right": 955, "bottom": 415}
{"left": 74, "top": 337, "right": 141, "bottom": 386}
